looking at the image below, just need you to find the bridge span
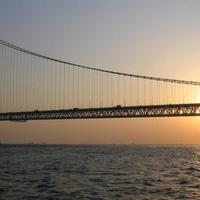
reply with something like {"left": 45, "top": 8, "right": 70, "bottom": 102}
{"left": 1, "top": 103, "right": 200, "bottom": 122}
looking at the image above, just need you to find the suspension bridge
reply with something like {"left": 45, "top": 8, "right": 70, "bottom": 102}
{"left": 0, "top": 39, "right": 200, "bottom": 122}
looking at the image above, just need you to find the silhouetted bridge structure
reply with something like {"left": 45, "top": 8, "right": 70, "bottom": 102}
{"left": 1, "top": 104, "right": 200, "bottom": 122}
{"left": 0, "top": 39, "right": 200, "bottom": 121}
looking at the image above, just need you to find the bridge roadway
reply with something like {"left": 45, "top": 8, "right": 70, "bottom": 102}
{"left": 0, "top": 103, "right": 200, "bottom": 122}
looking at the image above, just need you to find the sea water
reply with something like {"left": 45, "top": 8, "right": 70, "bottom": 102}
{"left": 1, "top": 144, "right": 200, "bottom": 199}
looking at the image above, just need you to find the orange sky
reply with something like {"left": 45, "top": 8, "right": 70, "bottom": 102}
{"left": 1, "top": 117, "right": 200, "bottom": 144}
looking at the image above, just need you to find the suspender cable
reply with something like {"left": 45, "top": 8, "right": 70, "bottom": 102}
{"left": 143, "top": 78, "right": 145, "bottom": 105}
{"left": 63, "top": 63, "right": 65, "bottom": 109}
{"left": 1, "top": 39, "right": 200, "bottom": 112}
{"left": 124, "top": 76, "right": 126, "bottom": 106}
{"left": 130, "top": 76, "right": 132, "bottom": 106}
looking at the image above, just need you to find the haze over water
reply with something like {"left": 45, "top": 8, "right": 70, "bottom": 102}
{"left": 1, "top": 144, "right": 200, "bottom": 199}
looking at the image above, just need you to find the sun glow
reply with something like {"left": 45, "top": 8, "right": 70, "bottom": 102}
{"left": 195, "top": 93, "right": 200, "bottom": 104}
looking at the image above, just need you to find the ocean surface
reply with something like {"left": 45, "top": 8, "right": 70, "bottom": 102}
{"left": 1, "top": 145, "right": 200, "bottom": 200}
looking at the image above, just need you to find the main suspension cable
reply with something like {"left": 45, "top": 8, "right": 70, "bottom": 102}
{"left": 0, "top": 39, "right": 200, "bottom": 86}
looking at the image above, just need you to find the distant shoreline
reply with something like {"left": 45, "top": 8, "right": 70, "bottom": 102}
{"left": 0, "top": 143, "right": 200, "bottom": 146}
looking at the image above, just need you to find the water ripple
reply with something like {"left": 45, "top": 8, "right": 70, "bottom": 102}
{"left": 1, "top": 145, "right": 200, "bottom": 199}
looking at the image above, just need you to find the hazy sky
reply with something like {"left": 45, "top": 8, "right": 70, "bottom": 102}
{"left": 1, "top": 0, "right": 200, "bottom": 144}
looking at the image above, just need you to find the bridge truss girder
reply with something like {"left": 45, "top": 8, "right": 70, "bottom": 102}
{"left": 0, "top": 103, "right": 200, "bottom": 122}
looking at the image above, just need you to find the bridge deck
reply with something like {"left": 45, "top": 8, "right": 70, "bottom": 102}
{"left": 0, "top": 103, "right": 200, "bottom": 122}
